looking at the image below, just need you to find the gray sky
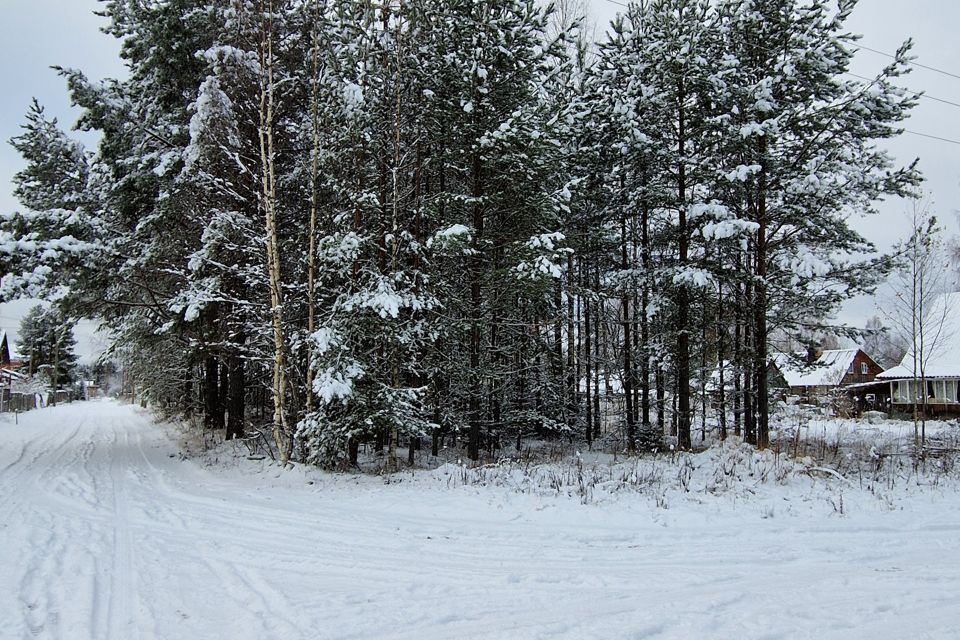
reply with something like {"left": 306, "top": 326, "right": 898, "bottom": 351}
{"left": 0, "top": 1, "right": 122, "bottom": 362}
{"left": 1, "top": 0, "right": 958, "bottom": 359}
{"left": 0, "top": 1, "right": 123, "bottom": 202}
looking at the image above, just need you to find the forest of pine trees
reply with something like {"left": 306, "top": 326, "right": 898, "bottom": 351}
{"left": 0, "top": 0, "right": 921, "bottom": 467}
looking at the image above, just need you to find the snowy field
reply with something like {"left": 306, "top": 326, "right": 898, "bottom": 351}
{"left": 2, "top": 401, "right": 960, "bottom": 639}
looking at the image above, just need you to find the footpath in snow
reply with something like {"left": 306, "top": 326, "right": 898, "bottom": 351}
{"left": 1, "top": 400, "right": 959, "bottom": 639}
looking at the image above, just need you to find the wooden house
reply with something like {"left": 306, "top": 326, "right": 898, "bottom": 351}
{"left": 876, "top": 292, "right": 960, "bottom": 417}
{"left": 771, "top": 348, "right": 884, "bottom": 401}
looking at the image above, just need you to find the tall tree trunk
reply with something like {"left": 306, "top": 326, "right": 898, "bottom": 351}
{"left": 621, "top": 212, "right": 636, "bottom": 453}
{"left": 517, "top": 317, "right": 528, "bottom": 452}
{"left": 432, "top": 399, "right": 442, "bottom": 457}
{"left": 226, "top": 350, "right": 245, "bottom": 440}
{"left": 203, "top": 356, "right": 224, "bottom": 430}
{"left": 593, "top": 262, "right": 602, "bottom": 439}
{"left": 408, "top": 137, "right": 425, "bottom": 468}
{"left": 304, "top": 1, "right": 323, "bottom": 417}
{"left": 632, "top": 283, "right": 641, "bottom": 430}
{"left": 717, "top": 280, "right": 727, "bottom": 441}
{"left": 257, "top": 2, "right": 291, "bottom": 464}
{"left": 468, "top": 148, "right": 484, "bottom": 462}
{"left": 584, "top": 279, "right": 593, "bottom": 448}
{"left": 743, "top": 247, "right": 756, "bottom": 445}
{"left": 490, "top": 305, "right": 502, "bottom": 458}
{"left": 755, "top": 145, "right": 770, "bottom": 450}
{"left": 219, "top": 360, "right": 229, "bottom": 424}
{"left": 431, "top": 134, "right": 447, "bottom": 459}
{"left": 675, "top": 77, "right": 692, "bottom": 451}
{"left": 733, "top": 322, "right": 742, "bottom": 437}
{"left": 183, "top": 360, "right": 195, "bottom": 418}
{"left": 640, "top": 196, "right": 651, "bottom": 432}
{"left": 700, "top": 287, "right": 708, "bottom": 442}
{"left": 553, "top": 281, "right": 564, "bottom": 424}
{"left": 567, "top": 254, "right": 577, "bottom": 434}
{"left": 656, "top": 362, "right": 665, "bottom": 436}
{"left": 51, "top": 331, "right": 61, "bottom": 406}
{"left": 384, "top": 0, "right": 403, "bottom": 473}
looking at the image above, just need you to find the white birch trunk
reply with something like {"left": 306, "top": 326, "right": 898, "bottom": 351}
{"left": 257, "top": 1, "right": 292, "bottom": 465}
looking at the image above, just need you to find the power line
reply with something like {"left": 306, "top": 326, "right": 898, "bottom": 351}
{"left": 902, "top": 129, "right": 960, "bottom": 146}
{"left": 851, "top": 43, "right": 960, "bottom": 82}
{"left": 845, "top": 72, "right": 960, "bottom": 111}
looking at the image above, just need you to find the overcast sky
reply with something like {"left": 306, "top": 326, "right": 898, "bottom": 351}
{"left": 1, "top": 0, "right": 958, "bottom": 359}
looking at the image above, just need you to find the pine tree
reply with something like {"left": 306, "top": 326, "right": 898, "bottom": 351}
{"left": 18, "top": 304, "right": 78, "bottom": 388}
{"left": 713, "top": 0, "right": 920, "bottom": 447}
{"left": 0, "top": 101, "right": 98, "bottom": 304}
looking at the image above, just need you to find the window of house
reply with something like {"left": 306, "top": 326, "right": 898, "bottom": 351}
{"left": 900, "top": 380, "right": 919, "bottom": 403}
{"left": 894, "top": 380, "right": 911, "bottom": 403}
{"left": 941, "top": 380, "right": 958, "bottom": 403}
{"left": 860, "top": 362, "right": 868, "bottom": 374}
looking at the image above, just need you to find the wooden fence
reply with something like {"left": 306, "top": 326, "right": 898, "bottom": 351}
{"left": 0, "top": 389, "right": 75, "bottom": 413}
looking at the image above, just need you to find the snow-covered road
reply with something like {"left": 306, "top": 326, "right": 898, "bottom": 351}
{"left": 1, "top": 401, "right": 959, "bottom": 639}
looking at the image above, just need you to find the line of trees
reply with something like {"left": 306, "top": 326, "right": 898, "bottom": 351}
{"left": 0, "top": 0, "right": 919, "bottom": 467}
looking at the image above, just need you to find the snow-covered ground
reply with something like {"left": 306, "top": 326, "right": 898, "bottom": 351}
{"left": 2, "top": 400, "right": 960, "bottom": 639}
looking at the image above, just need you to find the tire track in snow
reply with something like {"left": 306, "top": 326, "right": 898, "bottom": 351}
{"left": 3, "top": 401, "right": 960, "bottom": 640}
{"left": 5, "top": 412, "right": 88, "bottom": 639}
{"left": 0, "top": 436, "right": 28, "bottom": 476}
{"left": 100, "top": 418, "right": 139, "bottom": 640}
{"left": 18, "top": 525, "right": 62, "bottom": 638}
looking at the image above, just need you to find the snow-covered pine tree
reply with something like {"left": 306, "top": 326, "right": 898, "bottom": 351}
{"left": 713, "top": 0, "right": 921, "bottom": 447}
{"left": 18, "top": 304, "right": 79, "bottom": 388}
{"left": 586, "top": 5, "right": 671, "bottom": 451}
{"left": 299, "top": 0, "right": 440, "bottom": 467}
{"left": 177, "top": 17, "right": 267, "bottom": 437}
{"left": 53, "top": 0, "right": 222, "bottom": 413}
{"left": 0, "top": 101, "right": 99, "bottom": 306}
{"left": 440, "top": 0, "right": 575, "bottom": 461}
{"left": 589, "top": 0, "right": 728, "bottom": 450}
{"left": 300, "top": 0, "right": 577, "bottom": 465}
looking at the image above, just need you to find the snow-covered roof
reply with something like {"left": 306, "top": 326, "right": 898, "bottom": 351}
{"left": 0, "top": 368, "right": 24, "bottom": 381}
{"left": 0, "top": 330, "right": 15, "bottom": 366}
{"left": 877, "top": 292, "right": 960, "bottom": 380}
{"left": 0, "top": 330, "right": 23, "bottom": 361}
{"left": 772, "top": 349, "right": 860, "bottom": 388}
